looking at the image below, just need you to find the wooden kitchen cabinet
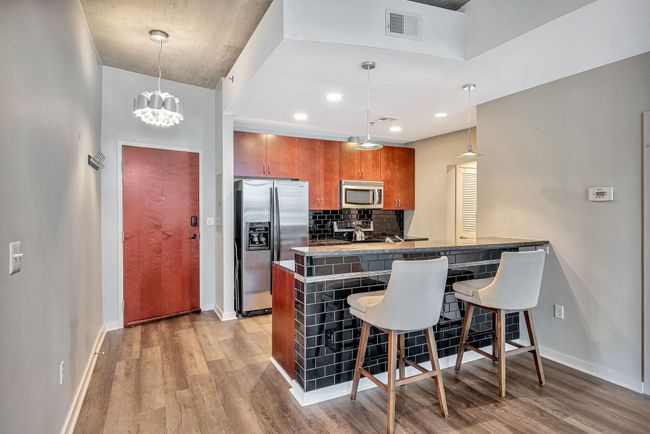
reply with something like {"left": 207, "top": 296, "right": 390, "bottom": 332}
{"left": 234, "top": 132, "right": 299, "bottom": 179}
{"left": 266, "top": 134, "right": 299, "bottom": 178}
{"left": 339, "top": 142, "right": 381, "bottom": 181}
{"left": 298, "top": 139, "right": 340, "bottom": 210}
{"left": 381, "top": 146, "right": 415, "bottom": 210}
{"left": 234, "top": 131, "right": 266, "bottom": 177}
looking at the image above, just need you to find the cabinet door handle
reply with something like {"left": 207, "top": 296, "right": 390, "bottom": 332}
{"left": 397, "top": 199, "right": 401, "bottom": 207}
{"left": 267, "top": 165, "right": 271, "bottom": 175}
{"left": 361, "top": 170, "right": 364, "bottom": 178}
{"left": 262, "top": 165, "right": 266, "bottom": 175}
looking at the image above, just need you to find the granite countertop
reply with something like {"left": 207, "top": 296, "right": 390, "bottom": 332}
{"left": 292, "top": 237, "right": 549, "bottom": 257}
{"left": 273, "top": 260, "right": 295, "bottom": 272}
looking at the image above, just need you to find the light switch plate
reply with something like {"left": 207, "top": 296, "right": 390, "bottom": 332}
{"left": 9, "top": 241, "right": 22, "bottom": 275}
{"left": 206, "top": 217, "right": 215, "bottom": 226}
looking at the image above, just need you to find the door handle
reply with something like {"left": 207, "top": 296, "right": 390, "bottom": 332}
{"left": 263, "top": 165, "right": 266, "bottom": 175}
{"left": 190, "top": 233, "right": 198, "bottom": 239}
{"left": 267, "top": 165, "right": 271, "bottom": 175}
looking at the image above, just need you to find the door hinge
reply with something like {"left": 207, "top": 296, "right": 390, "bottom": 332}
{"left": 122, "top": 231, "right": 125, "bottom": 242}
{"left": 121, "top": 300, "right": 125, "bottom": 312}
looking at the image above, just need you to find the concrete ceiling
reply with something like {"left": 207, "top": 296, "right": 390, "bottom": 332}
{"left": 80, "top": 0, "right": 271, "bottom": 89}
{"left": 408, "top": 0, "right": 470, "bottom": 10}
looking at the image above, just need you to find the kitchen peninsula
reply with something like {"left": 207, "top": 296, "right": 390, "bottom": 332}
{"left": 271, "top": 237, "right": 549, "bottom": 404}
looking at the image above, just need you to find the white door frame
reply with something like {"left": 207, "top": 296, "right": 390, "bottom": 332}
{"left": 116, "top": 141, "right": 204, "bottom": 328}
{"left": 641, "top": 112, "right": 650, "bottom": 395}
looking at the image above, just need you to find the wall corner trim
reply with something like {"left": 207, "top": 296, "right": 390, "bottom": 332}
{"left": 59, "top": 325, "right": 107, "bottom": 434}
{"left": 214, "top": 306, "right": 237, "bottom": 321}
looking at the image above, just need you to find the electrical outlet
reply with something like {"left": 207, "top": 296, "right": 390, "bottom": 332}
{"left": 554, "top": 304, "right": 565, "bottom": 319}
{"left": 59, "top": 361, "right": 65, "bottom": 386}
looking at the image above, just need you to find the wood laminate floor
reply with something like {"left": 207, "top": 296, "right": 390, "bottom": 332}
{"left": 75, "top": 312, "right": 650, "bottom": 433}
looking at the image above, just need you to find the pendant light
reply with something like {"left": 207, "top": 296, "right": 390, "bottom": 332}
{"left": 133, "top": 30, "right": 184, "bottom": 127}
{"left": 457, "top": 83, "right": 481, "bottom": 158}
{"left": 355, "top": 61, "right": 383, "bottom": 151}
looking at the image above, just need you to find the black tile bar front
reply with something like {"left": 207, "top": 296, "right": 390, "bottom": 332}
{"left": 291, "top": 240, "right": 549, "bottom": 392}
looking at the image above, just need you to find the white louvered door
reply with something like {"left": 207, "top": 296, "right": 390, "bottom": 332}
{"left": 456, "top": 162, "right": 477, "bottom": 240}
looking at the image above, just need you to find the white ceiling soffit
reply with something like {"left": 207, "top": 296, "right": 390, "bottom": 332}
{"left": 224, "top": 0, "right": 650, "bottom": 143}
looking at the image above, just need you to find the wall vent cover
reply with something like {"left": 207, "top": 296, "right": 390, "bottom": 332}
{"left": 386, "top": 10, "right": 422, "bottom": 41}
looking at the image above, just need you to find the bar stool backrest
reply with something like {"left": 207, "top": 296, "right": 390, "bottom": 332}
{"left": 481, "top": 249, "right": 546, "bottom": 310}
{"left": 364, "top": 257, "right": 448, "bottom": 331}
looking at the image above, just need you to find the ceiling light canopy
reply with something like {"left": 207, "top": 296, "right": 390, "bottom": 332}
{"left": 457, "top": 83, "right": 481, "bottom": 159}
{"left": 294, "top": 112, "right": 308, "bottom": 121}
{"left": 326, "top": 92, "right": 343, "bottom": 102}
{"left": 356, "top": 61, "right": 382, "bottom": 151}
{"left": 133, "top": 30, "right": 183, "bottom": 127}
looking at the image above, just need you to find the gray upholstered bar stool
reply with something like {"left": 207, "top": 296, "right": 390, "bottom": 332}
{"left": 453, "top": 249, "right": 546, "bottom": 398}
{"left": 347, "top": 257, "right": 449, "bottom": 434}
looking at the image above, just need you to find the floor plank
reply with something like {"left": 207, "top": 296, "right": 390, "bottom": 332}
{"left": 75, "top": 311, "right": 650, "bottom": 434}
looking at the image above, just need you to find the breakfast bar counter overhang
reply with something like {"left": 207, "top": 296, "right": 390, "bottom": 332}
{"left": 271, "top": 237, "right": 549, "bottom": 405}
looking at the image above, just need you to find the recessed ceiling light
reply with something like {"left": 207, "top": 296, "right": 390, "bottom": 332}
{"left": 326, "top": 92, "right": 342, "bottom": 102}
{"left": 434, "top": 112, "right": 448, "bottom": 118}
{"left": 389, "top": 126, "right": 402, "bottom": 133}
{"left": 294, "top": 113, "right": 308, "bottom": 121}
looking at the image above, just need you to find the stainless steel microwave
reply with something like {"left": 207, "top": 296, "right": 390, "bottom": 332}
{"left": 341, "top": 180, "right": 384, "bottom": 209}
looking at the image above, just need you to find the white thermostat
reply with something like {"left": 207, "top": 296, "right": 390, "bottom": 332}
{"left": 588, "top": 187, "right": 614, "bottom": 202}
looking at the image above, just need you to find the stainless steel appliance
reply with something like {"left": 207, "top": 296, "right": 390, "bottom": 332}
{"left": 341, "top": 180, "right": 384, "bottom": 209}
{"left": 234, "top": 179, "right": 309, "bottom": 314}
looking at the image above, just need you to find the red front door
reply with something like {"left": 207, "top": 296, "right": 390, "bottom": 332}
{"left": 122, "top": 145, "right": 200, "bottom": 327}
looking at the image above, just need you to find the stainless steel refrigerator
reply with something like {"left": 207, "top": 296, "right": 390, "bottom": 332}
{"left": 234, "top": 179, "right": 309, "bottom": 314}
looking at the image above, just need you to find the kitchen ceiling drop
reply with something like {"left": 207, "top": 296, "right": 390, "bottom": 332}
{"left": 133, "top": 30, "right": 183, "bottom": 127}
{"left": 356, "top": 61, "right": 383, "bottom": 151}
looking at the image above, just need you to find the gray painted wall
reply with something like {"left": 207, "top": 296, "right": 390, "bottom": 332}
{"left": 0, "top": 1, "right": 103, "bottom": 433}
{"left": 477, "top": 53, "right": 650, "bottom": 390}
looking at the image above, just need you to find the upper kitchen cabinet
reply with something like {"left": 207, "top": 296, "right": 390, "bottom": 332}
{"left": 381, "top": 146, "right": 415, "bottom": 210}
{"left": 266, "top": 134, "right": 299, "bottom": 178}
{"left": 298, "top": 139, "right": 339, "bottom": 210}
{"left": 339, "top": 142, "right": 381, "bottom": 181}
{"left": 234, "top": 131, "right": 266, "bottom": 177}
{"left": 234, "top": 132, "right": 300, "bottom": 179}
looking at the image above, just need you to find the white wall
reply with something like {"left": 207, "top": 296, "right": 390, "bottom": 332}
{"left": 101, "top": 66, "right": 216, "bottom": 328}
{"left": 477, "top": 53, "right": 650, "bottom": 391}
{"left": 214, "top": 88, "right": 237, "bottom": 319}
{"left": 463, "top": 0, "right": 596, "bottom": 58}
{"left": 406, "top": 128, "right": 476, "bottom": 241}
{"left": 0, "top": 1, "right": 103, "bottom": 432}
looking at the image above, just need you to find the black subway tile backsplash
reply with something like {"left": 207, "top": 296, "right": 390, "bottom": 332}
{"left": 309, "top": 209, "right": 404, "bottom": 241}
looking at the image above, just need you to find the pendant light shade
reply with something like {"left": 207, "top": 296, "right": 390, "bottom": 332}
{"left": 355, "top": 61, "right": 383, "bottom": 151}
{"left": 133, "top": 30, "right": 184, "bottom": 127}
{"left": 457, "top": 83, "right": 481, "bottom": 158}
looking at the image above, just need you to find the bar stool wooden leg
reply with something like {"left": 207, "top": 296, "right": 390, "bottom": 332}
{"left": 350, "top": 321, "right": 370, "bottom": 400}
{"left": 491, "top": 311, "right": 498, "bottom": 362}
{"left": 425, "top": 327, "right": 448, "bottom": 417}
{"left": 454, "top": 302, "right": 474, "bottom": 371}
{"left": 398, "top": 333, "right": 406, "bottom": 385}
{"left": 387, "top": 330, "right": 398, "bottom": 434}
{"left": 496, "top": 309, "right": 506, "bottom": 397}
{"left": 524, "top": 310, "right": 546, "bottom": 385}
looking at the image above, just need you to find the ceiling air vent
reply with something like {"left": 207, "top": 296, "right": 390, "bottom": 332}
{"left": 386, "top": 10, "right": 421, "bottom": 41}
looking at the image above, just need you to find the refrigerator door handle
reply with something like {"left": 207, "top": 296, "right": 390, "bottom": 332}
{"left": 273, "top": 186, "right": 280, "bottom": 262}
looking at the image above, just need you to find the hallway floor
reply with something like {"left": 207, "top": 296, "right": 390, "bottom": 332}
{"left": 75, "top": 312, "right": 650, "bottom": 433}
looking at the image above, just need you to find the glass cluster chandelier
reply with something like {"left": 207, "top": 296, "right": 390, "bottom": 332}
{"left": 133, "top": 30, "right": 183, "bottom": 127}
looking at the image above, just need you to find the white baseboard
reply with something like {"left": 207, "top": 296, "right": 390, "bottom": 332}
{"left": 284, "top": 343, "right": 512, "bottom": 407}
{"left": 60, "top": 326, "right": 107, "bottom": 434}
{"left": 538, "top": 344, "right": 643, "bottom": 393}
{"left": 104, "top": 321, "right": 120, "bottom": 331}
{"left": 270, "top": 357, "right": 293, "bottom": 385}
{"left": 214, "top": 306, "right": 237, "bottom": 321}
